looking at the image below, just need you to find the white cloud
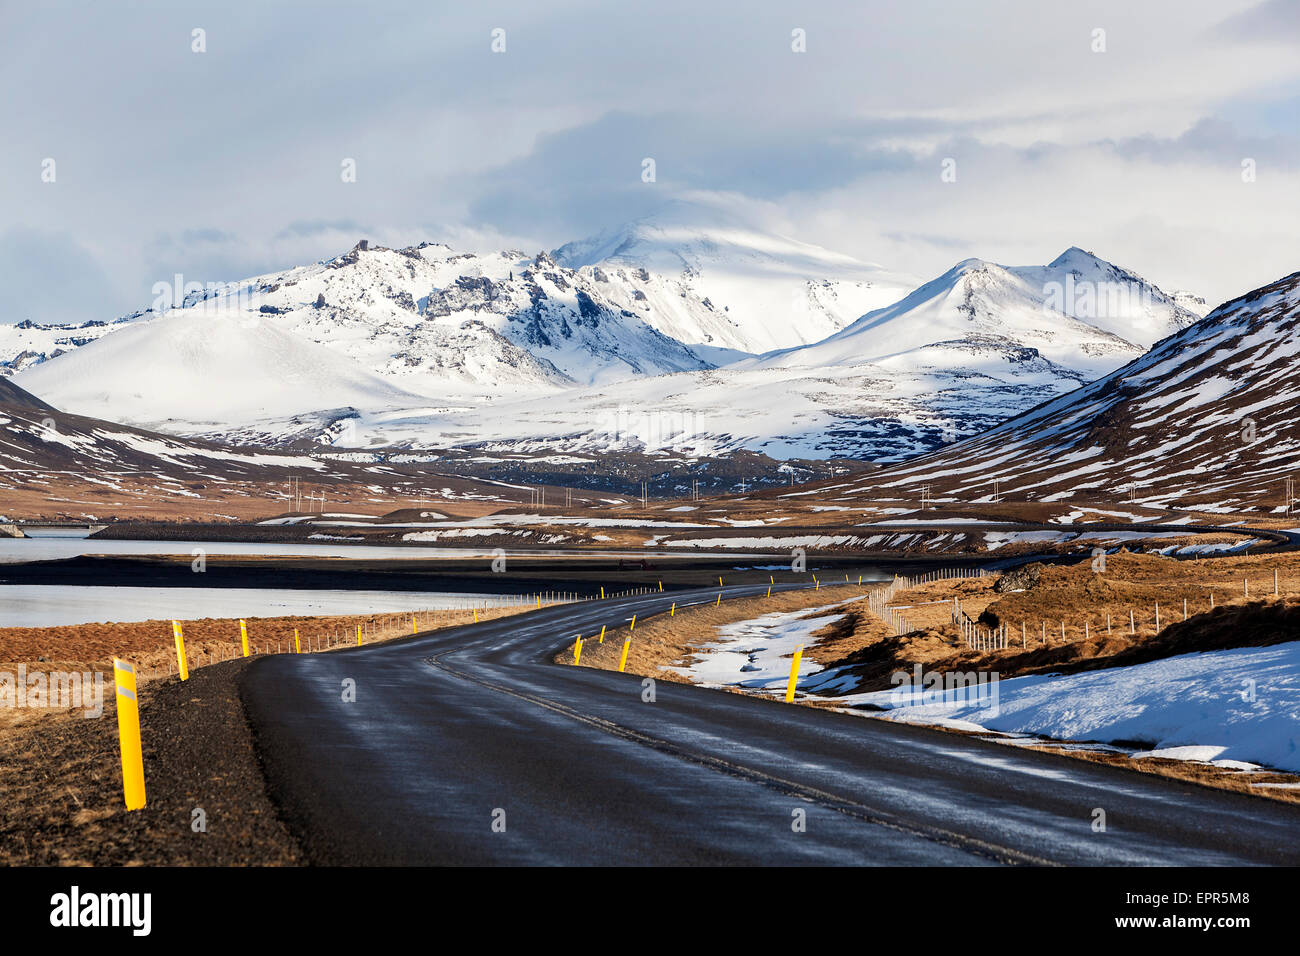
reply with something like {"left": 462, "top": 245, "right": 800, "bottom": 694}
{"left": 0, "top": 0, "right": 1296, "bottom": 321}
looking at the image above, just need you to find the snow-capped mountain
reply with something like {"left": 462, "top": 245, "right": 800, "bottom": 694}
{"left": 280, "top": 251, "right": 1202, "bottom": 463}
{"left": 758, "top": 249, "right": 1201, "bottom": 374}
{"left": 14, "top": 240, "right": 725, "bottom": 433}
{"left": 5, "top": 226, "right": 1208, "bottom": 467}
{"left": 828, "top": 269, "right": 1300, "bottom": 510}
{"left": 553, "top": 200, "right": 918, "bottom": 356}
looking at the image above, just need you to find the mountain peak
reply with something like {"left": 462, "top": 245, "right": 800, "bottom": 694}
{"left": 1049, "top": 246, "right": 1103, "bottom": 269}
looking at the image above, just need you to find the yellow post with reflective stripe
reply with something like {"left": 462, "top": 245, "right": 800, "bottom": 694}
{"left": 599, "top": 625, "right": 606, "bottom": 644}
{"left": 240, "top": 619, "right": 250, "bottom": 657}
{"left": 716, "top": 593, "right": 721, "bottom": 606}
{"left": 600, "top": 586, "right": 605, "bottom": 599}
{"left": 619, "top": 637, "right": 631, "bottom": 672}
{"left": 172, "top": 621, "right": 188, "bottom": 681}
{"left": 670, "top": 603, "right": 675, "bottom": 617}
{"left": 113, "top": 658, "right": 146, "bottom": 810}
{"left": 658, "top": 581, "right": 663, "bottom": 592}
{"left": 294, "top": 628, "right": 301, "bottom": 654}
{"left": 784, "top": 645, "right": 803, "bottom": 703}
{"left": 357, "top": 624, "right": 362, "bottom": 646}
{"left": 718, "top": 576, "right": 723, "bottom": 587}
{"left": 573, "top": 637, "right": 583, "bottom": 665}
{"left": 630, "top": 614, "right": 636, "bottom": 632}
{"left": 766, "top": 585, "right": 772, "bottom": 598}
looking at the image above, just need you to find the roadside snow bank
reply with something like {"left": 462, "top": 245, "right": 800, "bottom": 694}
{"left": 844, "top": 643, "right": 1300, "bottom": 773}
{"left": 666, "top": 601, "right": 853, "bottom": 694}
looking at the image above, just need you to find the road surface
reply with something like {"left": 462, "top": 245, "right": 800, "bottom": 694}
{"left": 242, "top": 585, "right": 1300, "bottom": 865}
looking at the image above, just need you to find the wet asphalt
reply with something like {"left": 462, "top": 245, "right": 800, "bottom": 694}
{"left": 241, "top": 585, "right": 1300, "bottom": 866}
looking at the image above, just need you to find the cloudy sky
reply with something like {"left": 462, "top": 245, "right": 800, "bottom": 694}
{"left": 2, "top": 0, "right": 1297, "bottom": 324}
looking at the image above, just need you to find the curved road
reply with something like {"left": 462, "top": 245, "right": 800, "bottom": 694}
{"left": 242, "top": 584, "right": 1300, "bottom": 865}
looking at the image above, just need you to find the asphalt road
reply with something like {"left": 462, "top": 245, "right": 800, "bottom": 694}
{"left": 242, "top": 584, "right": 1300, "bottom": 865}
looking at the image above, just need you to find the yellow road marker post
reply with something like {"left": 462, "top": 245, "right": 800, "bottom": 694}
{"left": 658, "top": 581, "right": 663, "bottom": 592}
{"left": 814, "top": 576, "right": 820, "bottom": 591}
{"left": 537, "top": 595, "right": 541, "bottom": 608}
{"left": 769, "top": 574, "right": 774, "bottom": 585}
{"left": 294, "top": 628, "right": 301, "bottom": 654}
{"left": 630, "top": 614, "right": 636, "bottom": 631}
{"left": 670, "top": 603, "right": 676, "bottom": 617}
{"left": 715, "top": 593, "right": 721, "bottom": 606}
{"left": 599, "top": 624, "right": 606, "bottom": 643}
{"left": 619, "top": 637, "right": 631, "bottom": 672}
{"left": 601, "top": 586, "right": 605, "bottom": 599}
{"left": 766, "top": 585, "right": 772, "bottom": 598}
{"left": 784, "top": 645, "right": 804, "bottom": 703}
{"left": 474, "top": 608, "right": 479, "bottom": 623}
{"left": 113, "top": 658, "right": 146, "bottom": 810}
{"left": 357, "top": 624, "right": 362, "bottom": 646}
{"left": 239, "top": 619, "right": 250, "bottom": 657}
{"left": 718, "top": 576, "right": 723, "bottom": 587}
{"left": 172, "top": 621, "right": 188, "bottom": 681}
{"left": 412, "top": 614, "right": 418, "bottom": 634}
{"left": 573, "top": 637, "right": 583, "bottom": 665}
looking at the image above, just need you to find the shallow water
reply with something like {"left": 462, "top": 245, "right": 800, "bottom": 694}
{"left": 0, "top": 584, "right": 529, "bottom": 628}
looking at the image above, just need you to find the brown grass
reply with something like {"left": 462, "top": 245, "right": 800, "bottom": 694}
{"left": 0, "top": 604, "right": 536, "bottom": 686}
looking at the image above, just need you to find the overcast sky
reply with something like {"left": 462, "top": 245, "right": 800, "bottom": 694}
{"left": 2, "top": 0, "right": 1297, "bottom": 324}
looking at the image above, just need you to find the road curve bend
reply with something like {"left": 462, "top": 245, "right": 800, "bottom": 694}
{"left": 241, "top": 585, "right": 1300, "bottom": 865}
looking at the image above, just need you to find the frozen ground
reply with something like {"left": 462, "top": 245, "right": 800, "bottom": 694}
{"left": 847, "top": 644, "right": 1300, "bottom": 774}
{"left": 675, "top": 603, "right": 1300, "bottom": 775}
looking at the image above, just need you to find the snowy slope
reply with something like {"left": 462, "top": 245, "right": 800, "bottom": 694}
{"left": 0, "top": 374, "right": 331, "bottom": 480}
{"left": 554, "top": 200, "right": 918, "bottom": 355}
{"left": 16, "top": 307, "right": 429, "bottom": 435}
{"left": 848, "top": 642, "right": 1300, "bottom": 775}
{"left": 0, "top": 313, "right": 147, "bottom": 376}
{"left": 827, "top": 269, "right": 1300, "bottom": 509}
